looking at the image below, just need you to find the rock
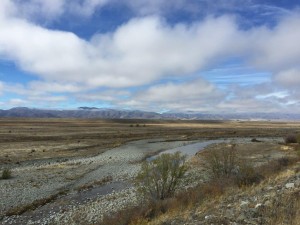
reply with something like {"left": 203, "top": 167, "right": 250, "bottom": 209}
{"left": 264, "top": 200, "right": 271, "bottom": 206}
{"left": 255, "top": 203, "right": 262, "bottom": 209}
{"left": 237, "top": 214, "right": 246, "bottom": 222}
{"left": 204, "top": 215, "right": 214, "bottom": 220}
{"left": 240, "top": 200, "right": 249, "bottom": 207}
{"left": 285, "top": 183, "right": 295, "bottom": 189}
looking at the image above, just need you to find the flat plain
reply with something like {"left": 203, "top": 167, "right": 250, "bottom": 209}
{"left": 1, "top": 118, "right": 299, "bottom": 164}
{"left": 0, "top": 118, "right": 299, "bottom": 224}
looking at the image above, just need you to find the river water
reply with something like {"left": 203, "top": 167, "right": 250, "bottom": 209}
{"left": 147, "top": 137, "right": 281, "bottom": 161}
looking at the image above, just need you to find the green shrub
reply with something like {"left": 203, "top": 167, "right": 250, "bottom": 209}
{"left": 2, "top": 168, "right": 12, "bottom": 179}
{"left": 136, "top": 152, "right": 188, "bottom": 200}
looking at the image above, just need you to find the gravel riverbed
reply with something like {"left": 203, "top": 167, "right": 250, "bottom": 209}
{"left": 0, "top": 137, "right": 282, "bottom": 224}
{"left": 0, "top": 139, "right": 195, "bottom": 224}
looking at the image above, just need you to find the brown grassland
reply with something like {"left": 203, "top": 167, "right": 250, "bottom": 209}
{"left": 0, "top": 118, "right": 299, "bottom": 164}
{"left": 0, "top": 118, "right": 299, "bottom": 224}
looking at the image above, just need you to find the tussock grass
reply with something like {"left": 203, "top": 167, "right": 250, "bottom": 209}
{"left": 285, "top": 134, "right": 298, "bottom": 144}
{"left": 261, "top": 189, "right": 300, "bottom": 225}
{"left": 1, "top": 168, "right": 12, "bottom": 179}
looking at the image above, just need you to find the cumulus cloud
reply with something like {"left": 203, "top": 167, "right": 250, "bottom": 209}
{"left": 0, "top": 7, "right": 240, "bottom": 88}
{"left": 2, "top": 1, "right": 300, "bottom": 90}
{"left": 0, "top": 0, "right": 300, "bottom": 112}
{"left": 247, "top": 15, "right": 300, "bottom": 70}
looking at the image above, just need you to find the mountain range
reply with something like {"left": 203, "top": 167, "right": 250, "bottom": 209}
{"left": 0, "top": 107, "right": 299, "bottom": 121}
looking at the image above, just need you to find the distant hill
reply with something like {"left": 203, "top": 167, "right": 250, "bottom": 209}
{"left": 0, "top": 107, "right": 300, "bottom": 121}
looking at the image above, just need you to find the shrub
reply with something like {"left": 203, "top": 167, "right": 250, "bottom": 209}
{"left": 251, "top": 138, "right": 261, "bottom": 142}
{"left": 296, "top": 145, "right": 300, "bottom": 157}
{"left": 203, "top": 144, "right": 239, "bottom": 178}
{"left": 2, "top": 168, "right": 12, "bottom": 179}
{"left": 277, "top": 157, "right": 290, "bottom": 167}
{"left": 136, "top": 152, "right": 188, "bottom": 200}
{"left": 285, "top": 134, "right": 297, "bottom": 144}
{"left": 235, "top": 163, "right": 263, "bottom": 187}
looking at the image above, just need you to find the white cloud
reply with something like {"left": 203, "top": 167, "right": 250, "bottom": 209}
{"left": 135, "top": 79, "right": 219, "bottom": 102}
{"left": 247, "top": 15, "right": 300, "bottom": 71}
{"left": 274, "top": 68, "right": 300, "bottom": 87}
{"left": 6, "top": 98, "right": 28, "bottom": 107}
{"left": 0, "top": 1, "right": 300, "bottom": 112}
{"left": 2, "top": 1, "right": 300, "bottom": 91}
{"left": 0, "top": 81, "right": 4, "bottom": 95}
{"left": 0, "top": 9, "right": 240, "bottom": 88}
{"left": 28, "top": 81, "right": 87, "bottom": 94}
{"left": 28, "top": 95, "right": 67, "bottom": 102}
{"left": 77, "top": 89, "right": 130, "bottom": 102}
{"left": 6, "top": 0, "right": 292, "bottom": 23}
{"left": 114, "top": 79, "right": 224, "bottom": 112}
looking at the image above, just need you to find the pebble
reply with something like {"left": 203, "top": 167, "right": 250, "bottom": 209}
{"left": 255, "top": 203, "right": 262, "bottom": 209}
{"left": 240, "top": 200, "right": 249, "bottom": 207}
{"left": 285, "top": 183, "right": 295, "bottom": 189}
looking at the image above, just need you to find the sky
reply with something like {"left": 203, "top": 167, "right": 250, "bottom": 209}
{"left": 0, "top": 0, "right": 300, "bottom": 113}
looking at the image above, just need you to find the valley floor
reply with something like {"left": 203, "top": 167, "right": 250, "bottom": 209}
{"left": 0, "top": 119, "right": 299, "bottom": 224}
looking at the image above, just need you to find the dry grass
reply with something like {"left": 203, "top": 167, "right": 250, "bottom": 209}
{"left": 97, "top": 177, "right": 235, "bottom": 225}
{"left": 98, "top": 148, "right": 300, "bottom": 225}
{"left": 261, "top": 189, "right": 300, "bottom": 225}
{"left": 1, "top": 118, "right": 299, "bottom": 164}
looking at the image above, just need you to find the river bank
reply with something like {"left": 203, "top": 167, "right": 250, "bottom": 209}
{"left": 0, "top": 136, "right": 287, "bottom": 224}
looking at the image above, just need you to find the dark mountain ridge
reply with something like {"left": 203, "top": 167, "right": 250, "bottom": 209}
{"left": 0, "top": 107, "right": 299, "bottom": 121}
